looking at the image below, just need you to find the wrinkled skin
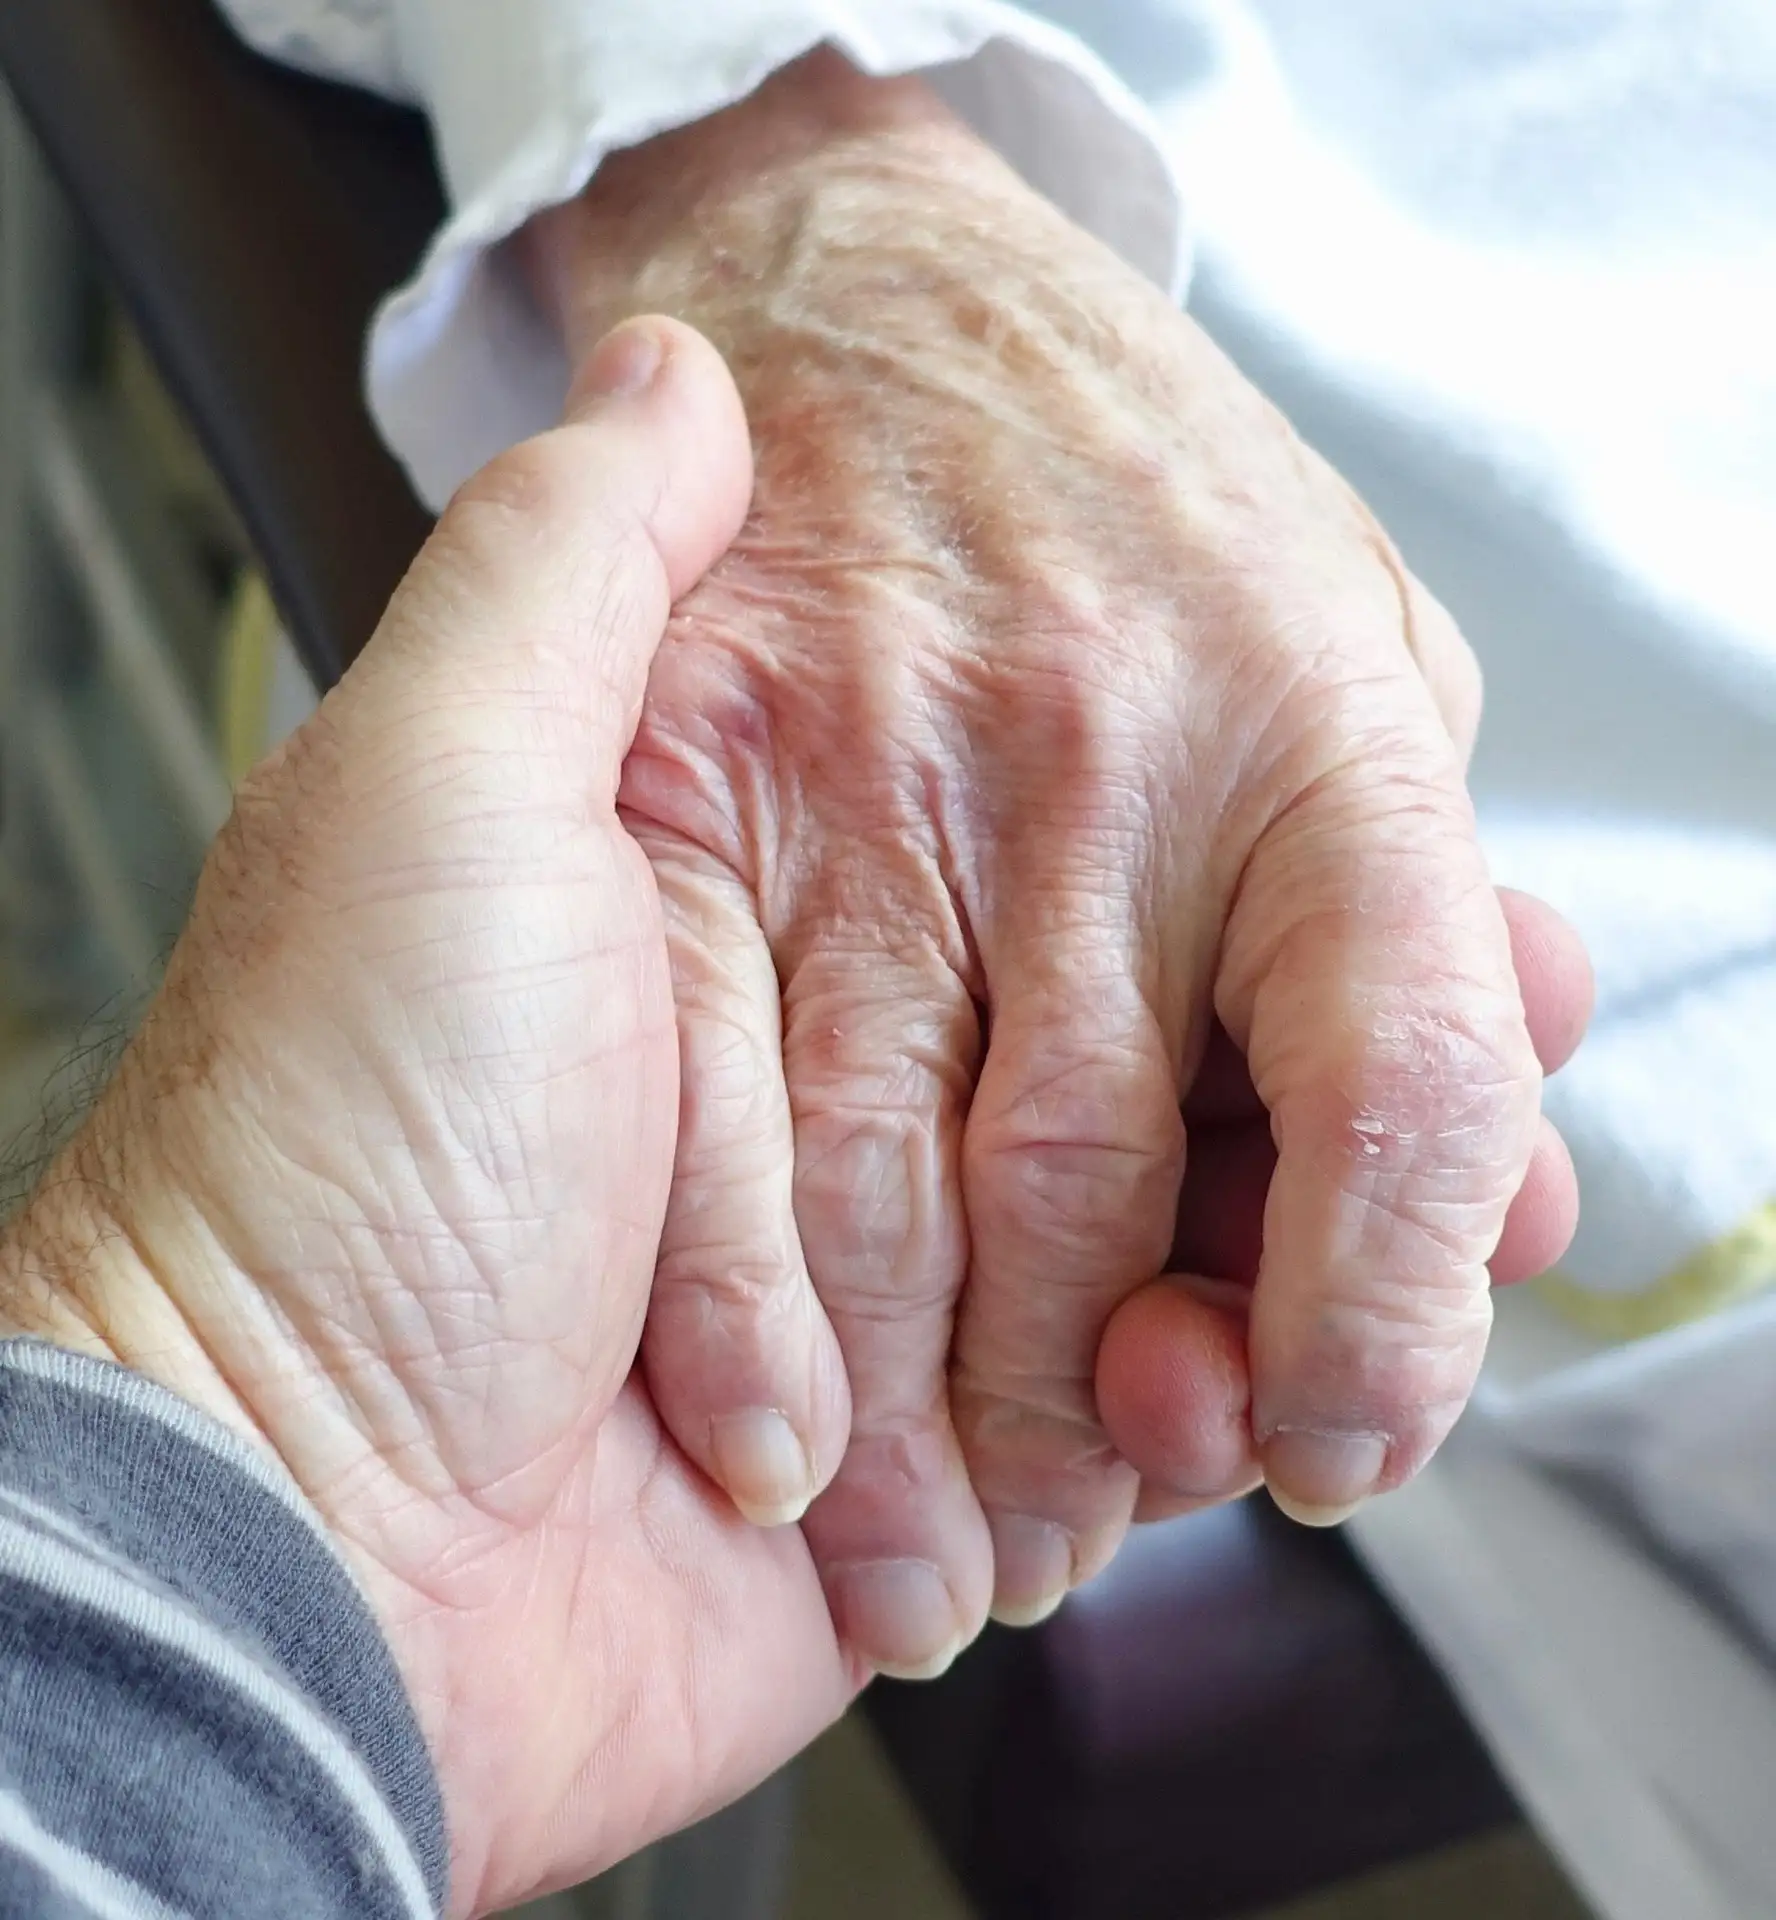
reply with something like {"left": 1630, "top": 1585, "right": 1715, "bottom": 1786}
{"left": 529, "top": 55, "right": 1588, "bottom": 1674}
{"left": 0, "top": 326, "right": 860, "bottom": 1918}
{"left": 0, "top": 316, "right": 1581, "bottom": 1913}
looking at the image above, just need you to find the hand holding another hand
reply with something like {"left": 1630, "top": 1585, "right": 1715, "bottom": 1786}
{"left": 0, "top": 321, "right": 856, "bottom": 1917}
{"left": 0, "top": 246, "right": 1585, "bottom": 1907}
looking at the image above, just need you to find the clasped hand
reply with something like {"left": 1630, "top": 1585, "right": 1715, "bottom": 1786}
{"left": 526, "top": 55, "right": 1590, "bottom": 1671}
{"left": 0, "top": 66, "right": 1589, "bottom": 1916}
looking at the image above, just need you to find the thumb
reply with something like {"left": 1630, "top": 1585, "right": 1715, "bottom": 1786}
{"left": 346, "top": 316, "right": 752, "bottom": 793}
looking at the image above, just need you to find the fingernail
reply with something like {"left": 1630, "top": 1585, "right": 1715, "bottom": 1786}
{"left": 830, "top": 1559, "right": 964, "bottom": 1682}
{"left": 710, "top": 1409, "right": 814, "bottom": 1528}
{"left": 987, "top": 1514, "right": 1074, "bottom": 1628}
{"left": 583, "top": 319, "right": 666, "bottom": 400}
{"left": 1263, "top": 1430, "right": 1388, "bottom": 1527}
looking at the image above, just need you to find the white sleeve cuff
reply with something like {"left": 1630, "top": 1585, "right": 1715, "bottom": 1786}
{"left": 371, "top": 1, "right": 1189, "bottom": 508}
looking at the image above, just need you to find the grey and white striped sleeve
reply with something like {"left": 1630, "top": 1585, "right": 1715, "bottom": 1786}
{"left": 0, "top": 1339, "right": 448, "bottom": 1920}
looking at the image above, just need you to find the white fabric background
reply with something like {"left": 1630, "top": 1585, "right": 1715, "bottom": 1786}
{"left": 1126, "top": 10, "right": 1776, "bottom": 1912}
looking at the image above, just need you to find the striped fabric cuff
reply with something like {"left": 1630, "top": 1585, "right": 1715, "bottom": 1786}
{"left": 0, "top": 1340, "right": 447, "bottom": 1920}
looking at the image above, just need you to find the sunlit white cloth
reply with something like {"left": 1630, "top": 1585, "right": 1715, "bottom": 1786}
{"left": 1122, "top": 7, "right": 1776, "bottom": 1914}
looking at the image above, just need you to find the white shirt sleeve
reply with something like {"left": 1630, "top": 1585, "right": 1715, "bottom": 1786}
{"left": 216, "top": 0, "right": 1188, "bottom": 508}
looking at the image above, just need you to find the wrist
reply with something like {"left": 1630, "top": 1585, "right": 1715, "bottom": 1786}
{"left": 0, "top": 1091, "right": 265, "bottom": 1444}
{"left": 524, "top": 48, "right": 1012, "bottom": 367}
{"left": 0, "top": 1078, "right": 491, "bottom": 1868}
{"left": 0, "top": 1053, "right": 428, "bottom": 1634}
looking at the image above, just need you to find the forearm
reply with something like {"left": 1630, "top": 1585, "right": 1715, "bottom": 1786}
{"left": 0, "top": 1333, "right": 445, "bottom": 1918}
{"left": 0, "top": 1053, "right": 463, "bottom": 1911}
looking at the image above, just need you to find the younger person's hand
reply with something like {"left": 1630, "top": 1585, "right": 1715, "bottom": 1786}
{"left": 0, "top": 319, "right": 857, "bottom": 1918}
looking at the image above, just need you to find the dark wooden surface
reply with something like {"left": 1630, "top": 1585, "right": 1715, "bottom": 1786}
{"left": 868, "top": 1498, "right": 1517, "bottom": 1920}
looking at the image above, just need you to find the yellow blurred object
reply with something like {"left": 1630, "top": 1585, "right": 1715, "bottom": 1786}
{"left": 217, "top": 570, "right": 281, "bottom": 786}
{"left": 110, "top": 321, "right": 243, "bottom": 548}
{"left": 1538, "top": 1201, "right": 1776, "bottom": 1340}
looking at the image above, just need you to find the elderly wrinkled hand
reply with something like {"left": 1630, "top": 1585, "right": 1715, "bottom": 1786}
{"left": 527, "top": 54, "right": 1591, "bottom": 1678}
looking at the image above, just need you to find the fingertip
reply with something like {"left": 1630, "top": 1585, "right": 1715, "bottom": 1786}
{"left": 571, "top": 315, "right": 671, "bottom": 403}
{"left": 654, "top": 1304, "right": 851, "bottom": 1536}
{"left": 1095, "top": 1277, "right": 1257, "bottom": 1501}
{"left": 1260, "top": 1429, "right": 1388, "bottom": 1522}
{"left": 562, "top": 314, "right": 755, "bottom": 598}
{"left": 651, "top": 1307, "right": 849, "bottom": 1534}
{"left": 1265, "top": 1487, "right": 1365, "bottom": 1528}
{"left": 1489, "top": 1115, "right": 1579, "bottom": 1286}
{"left": 1497, "top": 887, "right": 1595, "bottom": 1076}
{"left": 985, "top": 1513, "right": 1074, "bottom": 1628}
{"left": 710, "top": 1409, "right": 819, "bottom": 1529}
{"left": 826, "top": 1558, "right": 968, "bottom": 1684}
{"left": 408, "top": 316, "right": 751, "bottom": 732}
